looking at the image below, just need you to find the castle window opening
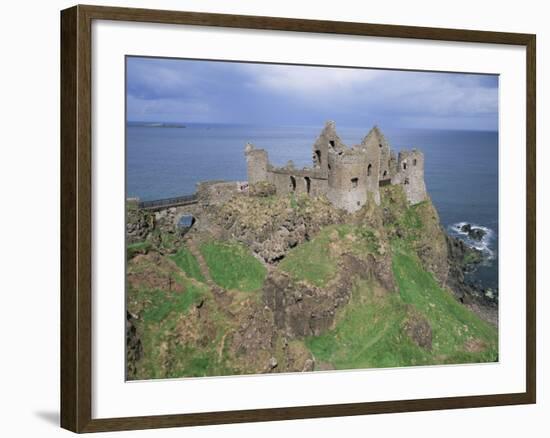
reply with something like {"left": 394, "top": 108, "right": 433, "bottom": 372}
{"left": 304, "top": 176, "right": 311, "bottom": 194}
{"left": 329, "top": 140, "right": 335, "bottom": 147}
{"left": 379, "top": 143, "right": 383, "bottom": 148}
{"left": 383, "top": 170, "right": 387, "bottom": 177}
{"left": 413, "top": 158, "right": 417, "bottom": 166}
{"left": 367, "top": 163, "right": 372, "bottom": 176}
{"left": 403, "top": 162, "right": 407, "bottom": 170}
{"left": 290, "top": 176, "right": 297, "bottom": 191}
{"left": 404, "top": 177, "right": 410, "bottom": 185}
{"left": 315, "top": 150, "right": 322, "bottom": 165}
{"left": 351, "top": 177, "right": 359, "bottom": 188}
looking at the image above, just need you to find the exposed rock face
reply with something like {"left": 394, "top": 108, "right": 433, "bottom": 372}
{"left": 460, "top": 223, "right": 487, "bottom": 241}
{"left": 446, "top": 235, "right": 481, "bottom": 302}
{"left": 154, "top": 207, "right": 179, "bottom": 231}
{"left": 213, "top": 195, "right": 344, "bottom": 263}
{"left": 229, "top": 301, "right": 316, "bottom": 374}
{"left": 445, "top": 234, "right": 498, "bottom": 325}
{"left": 341, "top": 253, "right": 396, "bottom": 292}
{"left": 126, "top": 206, "right": 155, "bottom": 244}
{"left": 262, "top": 270, "right": 351, "bottom": 339}
{"left": 411, "top": 202, "right": 450, "bottom": 288}
{"left": 231, "top": 305, "right": 276, "bottom": 358}
{"left": 403, "top": 311, "right": 432, "bottom": 350}
{"left": 126, "top": 311, "right": 143, "bottom": 379}
{"left": 248, "top": 181, "right": 276, "bottom": 197}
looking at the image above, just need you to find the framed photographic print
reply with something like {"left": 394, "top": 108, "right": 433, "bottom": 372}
{"left": 60, "top": 4, "right": 536, "bottom": 433}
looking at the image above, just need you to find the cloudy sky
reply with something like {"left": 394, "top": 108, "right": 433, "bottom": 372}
{"left": 126, "top": 56, "right": 498, "bottom": 131}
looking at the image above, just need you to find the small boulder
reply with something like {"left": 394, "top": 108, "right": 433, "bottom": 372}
{"left": 469, "top": 228, "right": 486, "bottom": 241}
{"left": 459, "top": 223, "right": 486, "bottom": 241}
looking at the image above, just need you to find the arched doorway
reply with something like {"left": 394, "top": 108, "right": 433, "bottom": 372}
{"left": 290, "top": 176, "right": 296, "bottom": 192}
{"left": 177, "top": 214, "right": 196, "bottom": 235}
{"left": 304, "top": 176, "right": 311, "bottom": 194}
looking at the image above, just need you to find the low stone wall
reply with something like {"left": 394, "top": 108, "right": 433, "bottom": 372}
{"left": 196, "top": 180, "right": 248, "bottom": 206}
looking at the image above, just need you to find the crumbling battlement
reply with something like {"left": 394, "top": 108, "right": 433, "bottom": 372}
{"left": 245, "top": 121, "right": 427, "bottom": 213}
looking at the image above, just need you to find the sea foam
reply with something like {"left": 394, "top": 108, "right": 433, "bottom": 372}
{"left": 448, "top": 222, "right": 495, "bottom": 261}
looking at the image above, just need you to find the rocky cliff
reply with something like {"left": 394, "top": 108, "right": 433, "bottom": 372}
{"left": 125, "top": 185, "right": 498, "bottom": 379}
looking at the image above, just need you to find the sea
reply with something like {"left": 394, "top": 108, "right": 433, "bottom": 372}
{"left": 127, "top": 123, "right": 499, "bottom": 292}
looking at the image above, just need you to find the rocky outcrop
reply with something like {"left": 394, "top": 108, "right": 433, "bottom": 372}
{"left": 445, "top": 234, "right": 498, "bottom": 325}
{"left": 459, "top": 223, "right": 486, "bottom": 241}
{"left": 126, "top": 205, "right": 155, "bottom": 244}
{"left": 213, "top": 195, "right": 344, "bottom": 263}
{"left": 403, "top": 311, "right": 432, "bottom": 350}
{"left": 262, "top": 270, "right": 351, "bottom": 339}
{"left": 126, "top": 311, "right": 142, "bottom": 379}
{"left": 231, "top": 305, "right": 276, "bottom": 358}
{"left": 446, "top": 235, "right": 481, "bottom": 301}
{"left": 248, "top": 181, "right": 276, "bottom": 197}
{"left": 341, "top": 252, "right": 396, "bottom": 292}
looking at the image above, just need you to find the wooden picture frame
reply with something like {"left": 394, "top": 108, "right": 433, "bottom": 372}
{"left": 60, "top": 4, "right": 536, "bottom": 433}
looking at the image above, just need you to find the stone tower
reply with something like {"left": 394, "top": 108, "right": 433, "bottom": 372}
{"left": 326, "top": 147, "right": 369, "bottom": 212}
{"left": 392, "top": 149, "right": 427, "bottom": 204}
{"left": 312, "top": 121, "right": 346, "bottom": 178}
{"left": 244, "top": 143, "right": 269, "bottom": 185}
{"left": 359, "top": 130, "right": 382, "bottom": 206}
{"left": 361, "top": 126, "right": 393, "bottom": 183}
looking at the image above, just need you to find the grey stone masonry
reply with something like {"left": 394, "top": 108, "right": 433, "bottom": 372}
{"left": 244, "top": 121, "right": 427, "bottom": 212}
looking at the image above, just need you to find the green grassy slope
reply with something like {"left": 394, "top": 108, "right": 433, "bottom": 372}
{"left": 392, "top": 245, "right": 498, "bottom": 364}
{"left": 306, "top": 238, "right": 498, "bottom": 369}
{"left": 200, "top": 241, "right": 267, "bottom": 292}
{"left": 170, "top": 247, "right": 205, "bottom": 282}
{"left": 279, "top": 228, "right": 338, "bottom": 287}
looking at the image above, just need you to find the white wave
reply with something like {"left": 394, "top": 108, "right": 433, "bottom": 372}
{"left": 448, "top": 222, "right": 496, "bottom": 260}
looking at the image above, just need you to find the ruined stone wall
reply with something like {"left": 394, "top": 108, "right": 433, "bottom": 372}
{"left": 311, "top": 121, "right": 346, "bottom": 178}
{"left": 196, "top": 181, "right": 248, "bottom": 206}
{"left": 326, "top": 149, "right": 369, "bottom": 212}
{"left": 360, "top": 134, "right": 382, "bottom": 206}
{"left": 392, "top": 149, "right": 427, "bottom": 204}
{"left": 389, "top": 150, "right": 399, "bottom": 178}
{"left": 361, "top": 126, "right": 392, "bottom": 183}
{"left": 269, "top": 170, "right": 327, "bottom": 198}
{"left": 243, "top": 122, "right": 428, "bottom": 212}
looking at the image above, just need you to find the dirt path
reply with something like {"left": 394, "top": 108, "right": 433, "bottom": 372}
{"left": 186, "top": 238, "right": 215, "bottom": 287}
{"left": 217, "top": 332, "right": 228, "bottom": 360}
{"left": 186, "top": 237, "right": 234, "bottom": 310}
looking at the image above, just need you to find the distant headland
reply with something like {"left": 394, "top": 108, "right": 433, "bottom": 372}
{"left": 127, "top": 121, "right": 186, "bottom": 128}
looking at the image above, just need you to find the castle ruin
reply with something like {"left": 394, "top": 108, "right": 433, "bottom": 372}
{"left": 245, "top": 121, "right": 427, "bottom": 212}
